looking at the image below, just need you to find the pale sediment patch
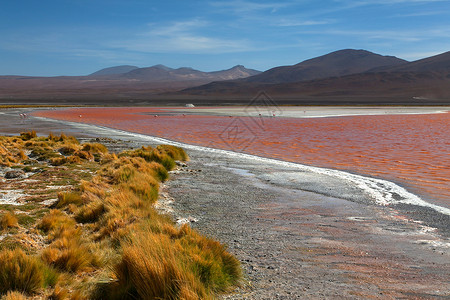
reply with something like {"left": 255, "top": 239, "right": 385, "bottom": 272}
{"left": 0, "top": 189, "right": 28, "bottom": 205}
{"left": 177, "top": 106, "right": 450, "bottom": 119}
{"left": 156, "top": 182, "right": 198, "bottom": 226}
{"left": 46, "top": 185, "right": 71, "bottom": 190}
{"left": 40, "top": 198, "right": 58, "bottom": 206}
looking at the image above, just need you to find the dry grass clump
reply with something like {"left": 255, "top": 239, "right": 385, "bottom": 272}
{"left": 1, "top": 132, "right": 240, "bottom": 298}
{"left": 54, "top": 192, "right": 83, "bottom": 208}
{"left": 1, "top": 291, "right": 28, "bottom": 300}
{"left": 49, "top": 155, "right": 82, "bottom": 166}
{"left": 41, "top": 232, "right": 101, "bottom": 273}
{"left": 75, "top": 200, "right": 105, "bottom": 223}
{"left": 100, "top": 156, "right": 169, "bottom": 184}
{"left": 37, "top": 210, "right": 76, "bottom": 234}
{"left": 0, "top": 212, "right": 19, "bottom": 231}
{"left": 57, "top": 145, "right": 79, "bottom": 156}
{"left": 73, "top": 150, "right": 94, "bottom": 161}
{"left": 81, "top": 143, "right": 108, "bottom": 155}
{"left": 120, "top": 145, "right": 188, "bottom": 171}
{"left": 19, "top": 130, "right": 37, "bottom": 140}
{"left": 157, "top": 144, "right": 189, "bottom": 161}
{"left": 103, "top": 224, "right": 240, "bottom": 299}
{"left": 0, "top": 249, "right": 44, "bottom": 295}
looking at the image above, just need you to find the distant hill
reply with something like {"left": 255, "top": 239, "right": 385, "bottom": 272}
{"left": 0, "top": 64, "right": 261, "bottom": 103}
{"left": 241, "top": 49, "right": 407, "bottom": 84}
{"left": 1, "top": 49, "right": 449, "bottom": 105}
{"left": 179, "top": 50, "right": 450, "bottom": 104}
{"left": 114, "top": 64, "right": 261, "bottom": 81}
{"left": 89, "top": 65, "right": 139, "bottom": 76}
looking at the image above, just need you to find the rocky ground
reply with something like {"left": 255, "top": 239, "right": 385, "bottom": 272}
{"left": 1, "top": 107, "right": 449, "bottom": 299}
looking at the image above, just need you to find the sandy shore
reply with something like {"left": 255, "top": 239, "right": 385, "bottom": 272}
{"left": 1, "top": 107, "right": 449, "bottom": 298}
{"left": 173, "top": 105, "right": 450, "bottom": 118}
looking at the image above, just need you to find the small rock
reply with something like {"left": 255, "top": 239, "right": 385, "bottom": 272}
{"left": 176, "top": 161, "right": 188, "bottom": 168}
{"left": 5, "top": 170, "right": 25, "bottom": 179}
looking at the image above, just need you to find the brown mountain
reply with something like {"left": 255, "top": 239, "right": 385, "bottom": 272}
{"left": 89, "top": 65, "right": 139, "bottom": 76}
{"left": 369, "top": 51, "right": 450, "bottom": 73}
{"left": 0, "top": 65, "right": 260, "bottom": 102}
{"left": 178, "top": 50, "right": 450, "bottom": 105}
{"left": 91, "top": 64, "right": 260, "bottom": 81}
{"left": 242, "top": 49, "right": 407, "bottom": 84}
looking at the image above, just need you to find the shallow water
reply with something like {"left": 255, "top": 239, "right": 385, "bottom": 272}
{"left": 34, "top": 107, "right": 450, "bottom": 210}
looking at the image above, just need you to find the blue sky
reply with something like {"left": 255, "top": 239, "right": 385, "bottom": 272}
{"left": 1, "top": 0, "right": 449, "bottom": 76}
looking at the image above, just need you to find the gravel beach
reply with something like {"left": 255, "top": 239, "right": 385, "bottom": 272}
{"left": 1, "top": 107, "right": 449, "bottom": 298}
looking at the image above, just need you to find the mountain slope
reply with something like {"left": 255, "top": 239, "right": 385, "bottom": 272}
{"left": 89, "top": 65, "right": 139, "bottom": 76}
{"left": 118, "top": 65, "right": 261, "bottom": 81}
{"left": 242, "top": 49, "right": 407, "bottom": 84}
{"left": 371, "top": 51, "right": 450, "bottom": 73}
{"left": 179, "top": 50, "right": 450, "bottom": 103}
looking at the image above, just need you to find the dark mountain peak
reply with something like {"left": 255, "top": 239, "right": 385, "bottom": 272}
{"left": 151, "top": 64, "right": 173, "bottom": 71}
{"left": 210, "top": 65, "right": 261, "bottom": 79}
{"left": 89, "top": 65, "right": 138, "bottom": 76}
{"left": 244, "top": 49, "right": 407, "bottom": 84}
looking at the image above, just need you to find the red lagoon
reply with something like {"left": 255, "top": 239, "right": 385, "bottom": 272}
{"left": 34, "top": 107, "right": 450, "bottom": 209}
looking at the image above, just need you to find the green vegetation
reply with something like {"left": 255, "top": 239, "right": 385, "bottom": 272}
{"left": 0, "top": 131, "right": 241, "bottom": 299}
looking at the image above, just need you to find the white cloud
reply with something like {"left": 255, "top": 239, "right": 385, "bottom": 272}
{"left": 109, "top": 19, "right": 253, "bottom": 54}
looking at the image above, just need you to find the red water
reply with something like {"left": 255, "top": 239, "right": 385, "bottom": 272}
{"left": 34, "top": 107, "right": 450, "bottom": 209}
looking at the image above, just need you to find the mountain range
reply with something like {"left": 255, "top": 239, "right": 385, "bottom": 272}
{"left": 180, "top": 49, "right": 450, "bottom": 105}
{"left": 0, "top": 49, "right": 449, "bottom": 105}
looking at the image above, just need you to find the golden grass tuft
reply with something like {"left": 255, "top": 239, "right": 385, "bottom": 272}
{"left": 102, "top": 223, "right": 241, "bottom": 299}
{"left": 37, "top": 210, "right": 76, "bottom": 234}
{"left": 157, "top": 144, "right": 189, "bottom": 161}
{"left": 49, "top": 155, "right": 82, "bottom": 166}
{"left": 73, "top": 150, "right": 94, "bottom": 161}
{"left": 19, "top": 131, "right": 37, "bottom": 141}
{"left": 81, "top": 143, "right": 108, "bottom": 155}
{"left": 1, "top": 291, "right": 28, "bottom": 300}
{"left": 0, "top": 212, "right": 19, "bottom": 231}
{"left": 57, "top": 145, "right": 79, "bottom": 156}
{"left": 54, "top": 192, "right": 83, "bottom": 208}
{"left": 0, "top": 249, "right": 44, "bottom": 295}
{"left": 107, "top": 232, "right": 208, "bottom": 299}
{"left": 1, "top": 134, "right": 240, "bottom": 298}
{"left": 119, "top": 146, "right": 179, "bottom": 171}
{"left": 41, "top": 234, "right": 101, "bottom": 273}
{"left": 75, "top": 200, "right": 106, "bottom": 223}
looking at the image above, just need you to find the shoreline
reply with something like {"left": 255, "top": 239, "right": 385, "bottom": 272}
{"left": 1, "top": 107, "right": 449, "bottom": 297}
{"left": 2, "top": 107, "right": 450, "bottom": 228}
{"left": 31, "top": 114, "right": 450, "bottom": 216}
